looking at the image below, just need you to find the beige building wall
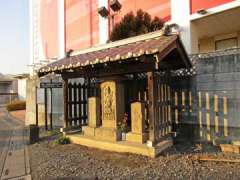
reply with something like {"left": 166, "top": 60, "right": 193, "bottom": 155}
{"left": 199, "top": 31, "right": 240, "bottom": 53}
{"left": 199, "top": 37, "right": 215, "bottom": 53}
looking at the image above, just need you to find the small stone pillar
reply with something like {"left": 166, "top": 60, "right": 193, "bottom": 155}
{"left": 82, "top": 97, "right": 100, "bottom": 136}
{"left": 88, "top": 97, "right": 101, "bottom": 128}
{"left": 126, "top": 102, "right": 148, "bottom": 143}
{"left": 95, "top": 80, "right": 124, "bottom": 141}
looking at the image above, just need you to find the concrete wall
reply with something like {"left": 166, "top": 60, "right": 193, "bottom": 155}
{"left": 172, "top": 51, "right": 240, "bottom": 142}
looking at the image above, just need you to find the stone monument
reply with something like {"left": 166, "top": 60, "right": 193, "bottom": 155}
{"left": 95, "top": 80, "right": 124, "bottom": 141}
{"left": 82, "top": 97, "right": 100, "bottom": 136}
{"left": 126, "top": 102, "right": 148, "bottom": 143}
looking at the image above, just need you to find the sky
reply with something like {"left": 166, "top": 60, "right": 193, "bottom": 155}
{"left": 0, "top": 0, "right": 29, "bottom": 75}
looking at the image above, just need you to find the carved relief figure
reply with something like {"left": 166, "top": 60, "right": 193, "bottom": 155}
{"left": 103, "top": 85, "right": 115, "bottom": 121}
{"left": 132, "top": 106, "right": 141, "bottom": 133}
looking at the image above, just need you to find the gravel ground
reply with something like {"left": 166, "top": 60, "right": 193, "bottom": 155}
{"left": 29, "top": 135, "right": 240, "bottom": 180}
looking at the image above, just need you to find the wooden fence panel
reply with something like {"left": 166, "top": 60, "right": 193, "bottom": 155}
{"left": 67, "top": 81, "right": 97, "bottom": 126}
{"left": 155, "top": 73, "right": 172, "bottom": 140}
{"left": 170, "top": 76, "right": 232, "bottom": 141}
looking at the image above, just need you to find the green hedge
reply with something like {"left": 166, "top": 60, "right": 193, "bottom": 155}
{"left": 6, "top": 100, "right": 26, "bottom": 111}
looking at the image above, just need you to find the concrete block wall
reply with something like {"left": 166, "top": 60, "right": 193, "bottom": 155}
{"left": 172, "top": 51, "right": 240, "bottom": 142}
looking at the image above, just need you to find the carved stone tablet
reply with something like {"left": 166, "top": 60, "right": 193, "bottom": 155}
{"left": 100, "top": 81, "right": 124, "bottom": 129}
{"left": 131, "top": 102, "right": 145, "bottom": 134}
{"left": 88, "top": 97, "right": 100, "bottom": 128}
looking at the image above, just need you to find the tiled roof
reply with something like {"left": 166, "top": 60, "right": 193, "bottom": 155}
{"left": 39, "top": 31, "right": 179, "bottom": 75}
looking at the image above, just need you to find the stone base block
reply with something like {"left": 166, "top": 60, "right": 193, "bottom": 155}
{"left": 82, "top": 126, "right": 96, "bottom": 137}
{"left": 232, "top": 141, "right": 240, "bottom": 146}
{"left": 126, "top": 132, "right": 148, "bottom": 144}
{"left": 68, "top": 134, "right": 173, "bottom": 158}
{"left": 220, "top": 144, "right": 240, "bottom": 153}
{"left": 95, "top": 127, "right": 121, "bottom": 142}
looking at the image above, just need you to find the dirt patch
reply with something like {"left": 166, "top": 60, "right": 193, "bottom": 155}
{"left": 10, "top": 110, "right": 25, "bottom": 122}
{"left": 28, "top": 136, "right": 240, "bottom": 180}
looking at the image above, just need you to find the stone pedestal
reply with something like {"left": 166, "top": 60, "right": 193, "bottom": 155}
{"left": 126, "top": 102, "right": 148, "bottom": 143}
{"left": 82, "top": 97, "right": 100, "bottom": 137}
{"left": 126, "top": 133, "right": 148, "bottom": 143}
{"left": 95, "top": 127, "right": 121, "bottom": 141}
{"left": 82, "top": 126, "right": 96, "bottom": 136}
{"left": 25, "top": 76, "right": 40, "bottom": 126}
{"left": 95, "top": 80, "right": 124, "bottom": 141}
{"left": 88, "top": 97, "right": 101, "bottom": 128}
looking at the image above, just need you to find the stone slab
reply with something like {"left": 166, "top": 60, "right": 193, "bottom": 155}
{"left": 2, "top": 152, "right": 25, "bottom": 178}
{"left": 82, "top": 126, "right": 96, "bottom": 137}
{"left": 220, "top": 144, "right": 240, "bottom": 153}
{"left": 100, "top": 81, "right": 124, "bottom": 129}
{"left": 95, "top": 127, "right": 121, "bottom": 142}
{"left": 126, "top": 132, "right": 148, "bottom": 144}
{"left": 232, "top": 141, "right": 240, "bottom": 146}
{"left": 131, "top": 102, "right": 145, "bottom": 134}
{"left": 0, "top": 112, "right": 31, "bottom": 180}
{"left": 68, "top": 134, "right": 173, "bottom": 158}
{"left": 88, "top": 97, "right": 100, "bottom": 128}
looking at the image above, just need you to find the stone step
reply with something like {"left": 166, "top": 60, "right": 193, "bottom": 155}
{"left": 68, "top": 133, "right": 173, "bottom": 158}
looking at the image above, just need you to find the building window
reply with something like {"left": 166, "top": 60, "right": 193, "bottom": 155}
{"left": 215, "top": 38, "right": 238, "bottom": 50}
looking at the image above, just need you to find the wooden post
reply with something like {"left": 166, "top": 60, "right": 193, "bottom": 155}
{"left": 147, "top": 71, "right": 157, "bottom": 146}
{"left": 63, "top": 78, "right": 69, "bottom": 128}
{"left": 73, "top": 83, "right": 77, "bottom": 126}
{"left": 83, "top": 83, "right": 87, "bottom": 124}
{"left": 50, "top": 86, "right": 53, "bottom": 130}
{"left": 78, "top": 83, "right": 82, "bottom": 125}
{"left": 35, "top": 87, "right": 38, "bottom": 126}
{"left": 69, "top": 83, "right": 72, "bottom": 126}
{"left": 44, "top": 88, "right": 48, "bottom": 130}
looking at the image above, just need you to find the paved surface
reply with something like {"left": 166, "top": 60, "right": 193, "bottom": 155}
{"left": 0, "top": 108, "right": 31, "bottom": 180}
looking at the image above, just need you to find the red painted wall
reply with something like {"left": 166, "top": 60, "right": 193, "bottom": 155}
{"left": 65, "top": 0, "right": 99, "bottom": 51}
{"left": 114, "top": 0, "right": 171, "bottom": 24}
{"left": 190, "top": 0, "right": 233, "bottom": 14}
{"left": 39, "top": 0, "right": 170, "bottom": 57}
{"left": 40, "top": 0, "right": 59, "bottom": 59}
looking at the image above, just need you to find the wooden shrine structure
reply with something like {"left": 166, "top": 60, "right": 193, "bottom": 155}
{"left": 38, "top": 30, "right": 192, "bottom": 157}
